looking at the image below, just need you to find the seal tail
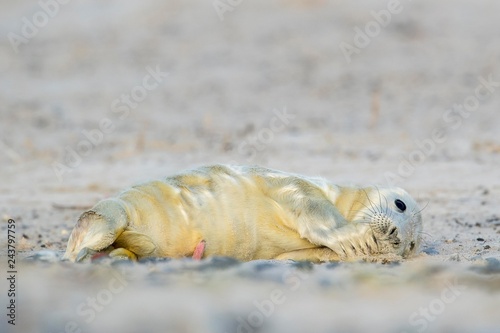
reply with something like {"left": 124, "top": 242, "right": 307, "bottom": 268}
{"left": 63, "top": 199, "right": 129, "bottom": 262}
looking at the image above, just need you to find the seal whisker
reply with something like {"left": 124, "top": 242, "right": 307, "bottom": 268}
{"left": 375, "top": 186, "right": 384, "bottom": 213}
{"left": 412, "top": 201, "right": 429, "bottom": 217}
{"left": 417, "top": 231, "right": 433, "bottom": 239}
{"left": 346, "top": 207, "right": 371, "bottom": 216}
{"left": 361, "top": 189, "right": 378, "bottom": 215}
{"left": 382, "top": 193, "right": 391, "bottom": 218}
{"left": 348, "top": 200, "right": 376, "bottom": 216}
{"left": 419, "top": 237, "right": 435, "bottom": 247}
{"left": 351, "top": 219, "right": 371, "bottom": 225}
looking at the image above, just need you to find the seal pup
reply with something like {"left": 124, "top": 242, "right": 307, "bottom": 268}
{"left": 63, "top": 165, "right": 423, "bottom": 263}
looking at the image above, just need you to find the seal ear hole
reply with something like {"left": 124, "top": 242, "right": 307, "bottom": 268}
{"left": 409, "top": 241, "right": 415, "bottom": 251}
{"left": 395, "top": 199, "right": 407, "bottom": 212}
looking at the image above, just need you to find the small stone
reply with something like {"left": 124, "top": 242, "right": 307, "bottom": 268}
{"left": 422, "top": 246, "right": 439, "bottom": 255}
{"left": 486, "top": 216, "right": 500, "bottom": 223}
{"left": 292, "top": 260, "right": 314, "bottom": 271}
{"left": 324, "top": 262, "right": 340, "bottom": 270}
{"left": 24, "top": 250, "right": 61, "bottom": 262}
{"left": 194, "top": 256, "right": 241, "bottom": 271}
{"left": 138, "top": 257, "right": 171, "bottom": 264}
{"left": 484, "top": 258, "right": 500, "bottom": 273}
{"left": 471, "top": 257, "right": 500, "bottom": 274}
{"left": 477, "top": 237, "right": 485, "bottom": 242}
{"left": 18, "top": 237, "right": 34, "bottom": 251}
{"left": 251, "top": 261, "right": 278, "bottom": 272}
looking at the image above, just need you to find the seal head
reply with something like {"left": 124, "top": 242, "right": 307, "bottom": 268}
{"left": 356, "top": 187, "right": 422, "bottom": 258}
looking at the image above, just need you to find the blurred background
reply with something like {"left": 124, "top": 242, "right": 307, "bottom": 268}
{"left": 1, "top": 0, "right": 499, "bottom": 188}
{"left": 1, "top": 1, "right": 499, "bottom": 332}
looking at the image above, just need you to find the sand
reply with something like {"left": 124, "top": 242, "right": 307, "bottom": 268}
{"left": 1, "top": 1, "right": 499, "bottom": 332}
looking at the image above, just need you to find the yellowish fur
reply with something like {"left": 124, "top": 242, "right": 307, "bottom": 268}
{"left": 63, "top": 165, "right": 422, "bottom": 263}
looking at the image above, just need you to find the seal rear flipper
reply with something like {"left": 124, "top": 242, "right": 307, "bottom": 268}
{"left": 63, "top": 199, "right": 129, "bottom": 262}
{"left": 109, "top": 248, "right": 138, "bottom": 261}
{"left": 113, "top": 231, "right": 156, "bottom": 258}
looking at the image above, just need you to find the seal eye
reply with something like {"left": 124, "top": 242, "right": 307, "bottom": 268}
{"left": 395, "top": 199, "right": 406, "bottom": 212}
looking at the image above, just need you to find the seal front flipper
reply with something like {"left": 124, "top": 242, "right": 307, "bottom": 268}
{"left": 320, "top": 223, "right": 378, "bottom": 260}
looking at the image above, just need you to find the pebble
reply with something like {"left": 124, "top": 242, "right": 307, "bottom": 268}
{"left": 195, "top": 256, "right": 241, "bottom": 271}
{"left": 291, "top": 260, "right": 314, "bottom": 271}
{"left": 24, "top": 250, "right": 61, "bottom": 262}
{"left": 324, "top": 262, "right": 340, "bottom": 270}
{"left": 471, "top": 257, "right": 500, "bottom": 274}
{"left": 422, "top": 246, "right": 439, "bottom": 255}
{"left": 138, "top": 257, "right": 171, "bottom": 264}
{"left": 484, "top": 258, "right": 500, "bottom": 273}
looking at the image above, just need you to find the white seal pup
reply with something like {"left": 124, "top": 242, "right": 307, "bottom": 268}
{"left": 63, "top": 165, "right": 423, "bottom": 263}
